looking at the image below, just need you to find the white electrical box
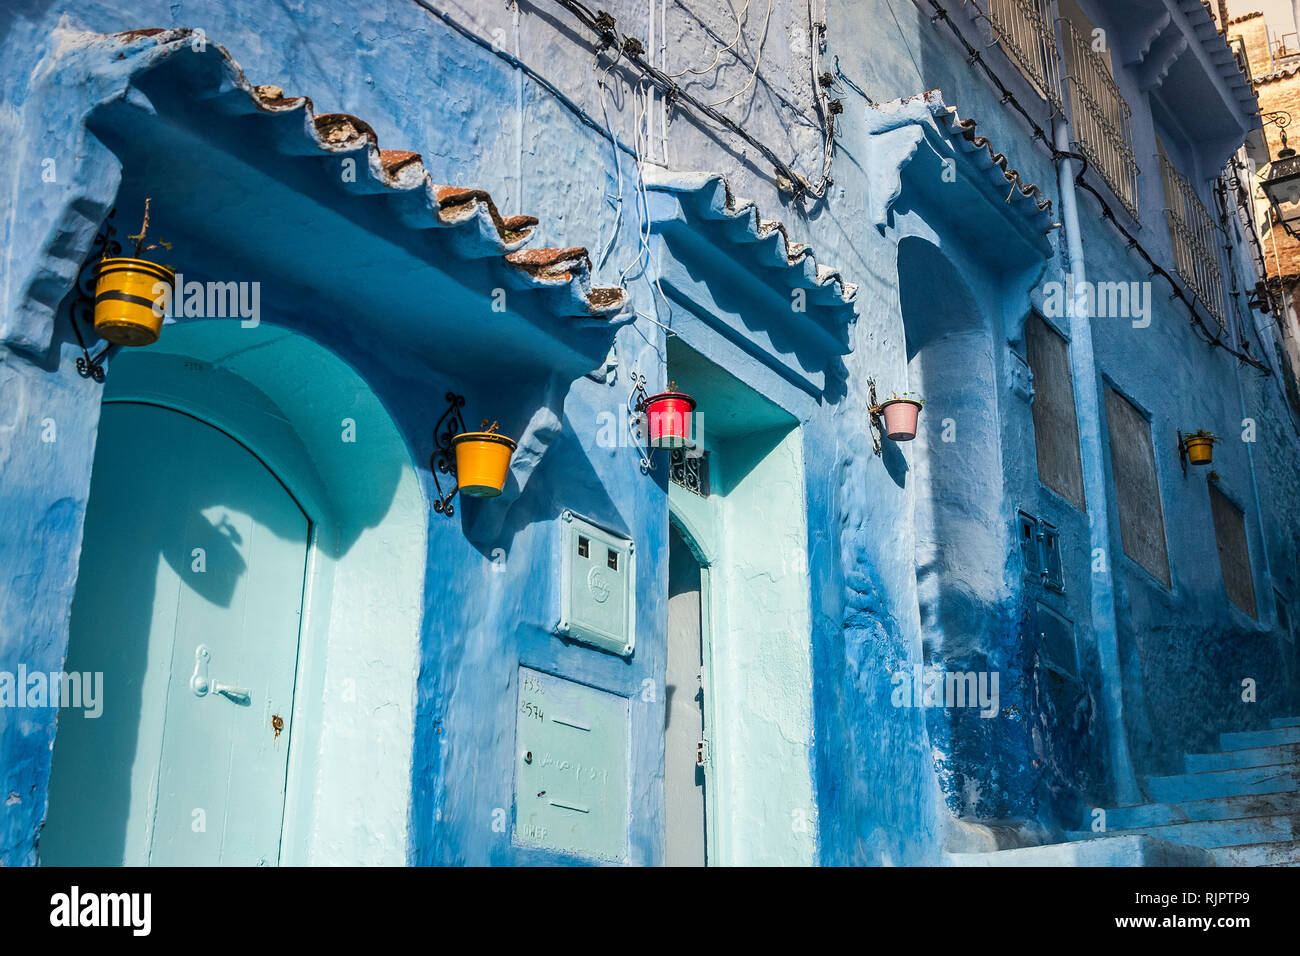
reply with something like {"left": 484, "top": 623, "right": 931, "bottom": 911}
{"left": 556, "top": 511, "right": 635, "bottom": 656}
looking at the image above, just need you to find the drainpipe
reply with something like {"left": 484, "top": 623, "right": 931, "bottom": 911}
{"left": 1052, "top": 117, "right": 1142, "bottom": 807}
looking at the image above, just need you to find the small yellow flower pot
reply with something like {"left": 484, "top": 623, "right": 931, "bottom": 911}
{"left": 452, "top": 431, "right": 517, "bottom": 497}
{"left": 1184, "top": 436, "right": 1214, "bottom": 466}
{"left": 93, "top": 257, "right": 175, "bottom": 347}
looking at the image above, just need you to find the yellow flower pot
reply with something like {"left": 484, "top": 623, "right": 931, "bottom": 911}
{"left": 93, "top": 257, "right": 175, "bottom": 347}
{"left": 1184, "top": 436, "right": 1214, "bottom": 466}
{"left": 451, "top": 431, "right": 517, "bottom": 497}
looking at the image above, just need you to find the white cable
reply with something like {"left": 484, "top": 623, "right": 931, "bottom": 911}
{"left": 595, "top": 48, "right": 626, "bottom": 271}
{"left": 705, "top": 0, "right": 773, "bottom": 108}
{"left": 663, "top": 0, "right": 751, "bottom": 79}
{"left": 619, "top": 80, "right": 677, "bottom": 334}
{"left": 620, "top": 81, "right": 653, "bottom": 285}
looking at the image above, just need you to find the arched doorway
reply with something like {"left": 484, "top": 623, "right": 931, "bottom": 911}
{"left": 662, "top": 337, "right": 816, "bottom": 866}
{"left": 898, "top": 237, "right": 1005, "bottom": 649}
{"left": 41, "top": 321, "right": 427, "bottom": 865}
{"left": 897, "top": 237, "right": 1013, "bottom": 821}
{"left": 43, "top": 402, "right": 310, "bottom": 865}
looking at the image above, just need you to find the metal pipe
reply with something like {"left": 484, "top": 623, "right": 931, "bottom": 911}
{"left": 1053, "top": 116, "right": 1142, "bottom": 807}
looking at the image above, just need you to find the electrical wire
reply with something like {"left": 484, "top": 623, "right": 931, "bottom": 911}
{"left": 704, "top": 0, "right": 774, "bottom": 108}
{"left": 594, "top": 46, "right": 628, "bottom": 271}
{"left": 544, "top": 0, "right": 834, "bottom": 198}
{"left": 409, "top": 0, "right": 640, "bottom": 162}
{"left": 663, "top": 0, "right": 751, "bottom": 79}
{"left": 924, "top": 0, "right": 1271, "bottom": 375}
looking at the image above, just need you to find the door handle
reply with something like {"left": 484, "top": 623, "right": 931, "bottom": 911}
{"left": 212, "top": 682, "right": 251, "bottom": 704}
{"left": 190, "top": 645, "right": 251, "bottom": 705}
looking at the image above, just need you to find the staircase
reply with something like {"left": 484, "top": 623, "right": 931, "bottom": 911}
{"left": 1067, "top": 716, "right": 1300, "bottom": 866}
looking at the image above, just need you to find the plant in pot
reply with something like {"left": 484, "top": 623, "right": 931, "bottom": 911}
{"left": 93, "top": 198, "right": 176, "bottom": 347}
{"left": 877, "top": 392, "right": 925, "bottom": 441}
{"left": 1182, "top": 429, "right": 1219, "bottom": 466}
{"left": 642, "top": 382, "right": 696, "bottom": 450}
{"left": 451, "top": 420, "right": 518, "bottom": 497}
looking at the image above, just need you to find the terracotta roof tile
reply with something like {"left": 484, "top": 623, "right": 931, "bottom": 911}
{"left": 103, "top": 27, "right": 626, "bottom": 318}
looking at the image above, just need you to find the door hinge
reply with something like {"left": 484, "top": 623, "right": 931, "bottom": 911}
{"left": 696, "top": 738, "right": 711, "bottom": 767}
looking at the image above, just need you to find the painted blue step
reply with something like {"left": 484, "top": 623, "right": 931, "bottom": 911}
{"left": 1185, "top": 742, "right": 1300, "bottom": 773}
{"left": 948, "top": 835, "right": 1213, "bottom": 867}
{"left": 1270, "top": 716, "right": 1300, "bottom": 729}
{"left": 1098, "top": 790, "right": 1300, "bottom": 830}
{"left": 1147, "top": 764, "right": 1300, "bottom": 803}
{"left": 1072, "top": 814, "right": 1300, "bottom": 850}
{"left": 1219, "top": 725, "right": 1300, "bottom": 751}
{"left": 1212, "top": 840, "right": 1300, "bottom": 867}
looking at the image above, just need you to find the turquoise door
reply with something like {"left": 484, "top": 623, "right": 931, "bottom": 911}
{"left": 42, "top": 402, "right": 309, "bottom": 866}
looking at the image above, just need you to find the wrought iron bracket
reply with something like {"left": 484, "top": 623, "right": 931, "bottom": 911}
{"left": 70, "top": 297, "right": 113, "bottom": 382}
{"left": 867, "top": 378, "right": 883, "bottom": 456}
{"left": 430, "top": 392, "right": 468, "bottom": 517}
{"left": 69, "top": 210, "right": 124, "bottom": 382}
{"left": 627, "top": 369, "right": 653, "bottom": 474}
{"left": 1177, "top": 429, "right": 1188, "bottom": 477}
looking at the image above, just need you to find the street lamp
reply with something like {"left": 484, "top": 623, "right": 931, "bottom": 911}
{"left": 1261, "top": 123, "right": 1300, "bottom": 240}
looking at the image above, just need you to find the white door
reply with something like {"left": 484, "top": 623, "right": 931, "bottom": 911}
{"left": 42, "top": 402, "right": 308, "bottom": 865}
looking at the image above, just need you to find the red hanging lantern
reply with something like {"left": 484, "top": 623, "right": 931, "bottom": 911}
{"left": 643, "top": 391, "right": 696, "bottom": 449}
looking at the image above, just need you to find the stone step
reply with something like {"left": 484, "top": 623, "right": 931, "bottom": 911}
{"left": 1211, "top": 839, "right": 1300, "bottom": 866}
{"left": 1148, "top": 763, "right": 1300, "bottom": 803}
{"left": 1070, "top": 813, "right": 1300, "bottom": 850}
{"left": 947, "top": 834, "right": 1214, "bottom": 867}
{"left": 1185, "top": 742, "right": 1300, "bottom": 773}
{"left": 1099, "top": 790, "right": 1300, "bottom": 830}
{"left": 1219, "top": 725, "right": 1300, "bottom": 751}
{"left": 1270, "top": 717, "right": 1300, "bottom": 729}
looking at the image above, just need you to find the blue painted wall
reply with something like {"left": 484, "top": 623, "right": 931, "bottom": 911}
{"left": 1, "top": 0, "right": 1298, "bottom": 866}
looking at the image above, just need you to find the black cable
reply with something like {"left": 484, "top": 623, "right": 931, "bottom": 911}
{"left": 924, "top": 0, "right": 1271, "bottom": 374}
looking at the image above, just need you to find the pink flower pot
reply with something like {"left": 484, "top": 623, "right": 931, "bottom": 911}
{"left": 879, "top": 399, "right": 922, "bottom": 441}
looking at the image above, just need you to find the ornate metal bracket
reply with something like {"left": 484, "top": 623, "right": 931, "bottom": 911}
{"left": 627, "top": 370, "right": 653, "bottom": 474}
{"left": 1177, "top": 429, "right": 1188, "bottom": 477}
{"left": 69, "top": 210, "right": 124, "bottom": 382}
{"left": 867, "top": 378, "right": 883, "bottom": 456}
{"left": 430, "top": 392, "right": 468, "bottom": 516}
{"left": 70, "top": 297, "right": 112, "bottom": 382}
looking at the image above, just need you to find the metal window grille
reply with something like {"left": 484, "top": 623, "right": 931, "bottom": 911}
{"left": 669, "top": 447, "right": 709, "bottom": 497}
{"left": 985, "top": 0, "right": 1065, "bottom": 113}
{"left": 1061, "top": 16, "right": 1140, "bottom": 220}
{"left": 1159, "top": 148, "right": 1228, "bottom": 331}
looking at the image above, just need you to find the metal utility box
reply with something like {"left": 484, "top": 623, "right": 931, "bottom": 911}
{"left": 556, "top": 511, "right": 635, "bottom": 656}
{"left": 513, "top": 667, "right": 629, "bottom": 861}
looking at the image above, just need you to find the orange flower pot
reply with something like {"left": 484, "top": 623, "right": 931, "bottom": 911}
{"left": 1184, "top": 436, "right": 1214, "bottom": 466}
{"left": 451, "top": 431, "right": 517, "bottom": 497}
{"left": 93, "top": 257, "right": 175, "bottom": 347}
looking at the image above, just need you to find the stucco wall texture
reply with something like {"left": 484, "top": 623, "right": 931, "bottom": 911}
{"left": 1, "top": 0, "right": 1298, "bottom": 866}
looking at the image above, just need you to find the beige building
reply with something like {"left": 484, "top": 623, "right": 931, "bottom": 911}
{"left": 1224, "top": 6, "right": 1300, "bottom": 407}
